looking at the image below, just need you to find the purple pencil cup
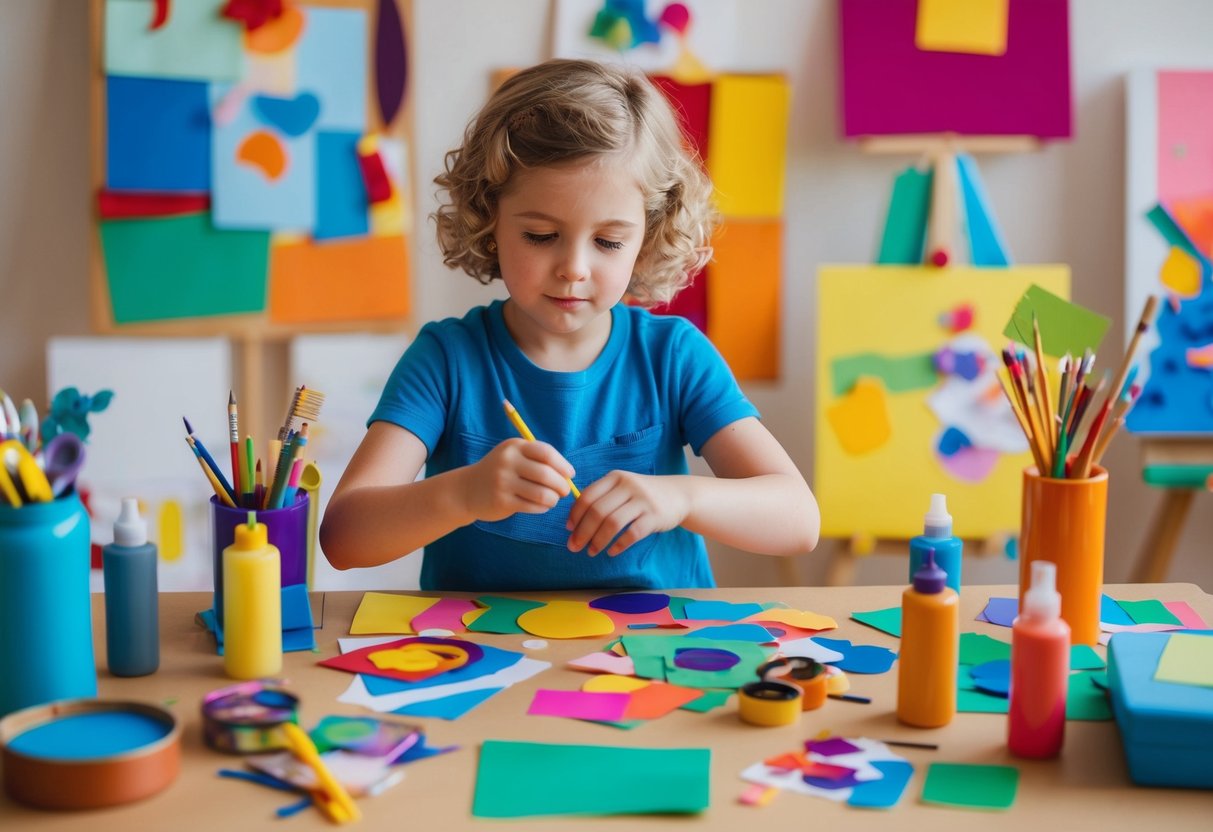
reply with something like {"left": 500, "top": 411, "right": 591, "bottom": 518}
{"left": 210, "top": 493, "right": 309, "bottom": 624}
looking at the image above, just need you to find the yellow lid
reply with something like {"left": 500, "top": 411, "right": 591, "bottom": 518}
{"left": 232, "top": 512, "right": 267, "bottom": 550}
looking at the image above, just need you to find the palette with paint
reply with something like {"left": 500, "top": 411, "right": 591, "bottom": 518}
{"left": 0, "top": 698, "right": 181, "bottom": 809}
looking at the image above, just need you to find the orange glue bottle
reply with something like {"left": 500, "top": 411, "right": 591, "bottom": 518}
{"left": 222, "top": 511, "right": 281, "bottom": 680}
{"left": 897, "top": 547, "right": 958, "bottom": 728}
{"left": 1008, "top": 560, "right": 1070, "bottom": 758}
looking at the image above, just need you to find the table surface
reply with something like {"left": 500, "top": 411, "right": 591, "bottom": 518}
{"left": 2, "top": 583, "right": 1210, "bottom": 830}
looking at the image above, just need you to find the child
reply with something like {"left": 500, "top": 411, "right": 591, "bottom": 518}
{"left": 321, "top": 59, "right": 819, "bottom": 591}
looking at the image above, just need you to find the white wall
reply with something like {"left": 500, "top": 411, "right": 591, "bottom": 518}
{"left": 1, "top": 0, "right": 1210, "bottom": 590}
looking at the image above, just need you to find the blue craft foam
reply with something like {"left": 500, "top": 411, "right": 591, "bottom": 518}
{"left": 1107, "top": 631, "right": 1213, "bottom": 789}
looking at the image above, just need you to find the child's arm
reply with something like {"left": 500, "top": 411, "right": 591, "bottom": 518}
{"left": 320, "top": 421, "right": 575, "bottom": 569}
{"left": 565, "top": 417, "right": 818, "bottom": 558}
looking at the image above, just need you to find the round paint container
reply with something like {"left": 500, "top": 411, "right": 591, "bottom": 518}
{"left": 0, "top": 699, "right": 181, "bottom": 809}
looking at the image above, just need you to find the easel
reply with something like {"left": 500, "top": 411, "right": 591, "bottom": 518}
{"left": 778, "top": 533, "right": 1014, "bottom": 588}
{"left": 1132, "top": 438, "right": 1213, "bottom": 582}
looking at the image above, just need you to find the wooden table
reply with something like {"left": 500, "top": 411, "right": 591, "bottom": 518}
{"left": 2, "top": 584, "right": 1210, "bottom": 829}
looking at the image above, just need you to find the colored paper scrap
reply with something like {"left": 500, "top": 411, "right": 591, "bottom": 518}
{"left": 705, "top": 220, "right": 781, "bottom": 380}
{"left": 1146, "top": 204, "right": 1213, "bottom": 270}
{"left": 851, "top": 606, "right": 902, "bottom": 638}
{"left": 1163, "top": 601, "right": 1208, "bottom": 630}
{"left": 464, "top": 596, "right": 547, "bottom": 634}
{"left": 812, "top": 638, "right": 898, "bottom": 674}
{"left": 706, "top": 74, "right": 789, "bottom": 218}
{"left": 315, "top": 131, "right": 370, "bottom": 240}
{"left": 957, "top": 153, "right": 1011, "bottom": 266}
{"left": 969, "top": 659, "right": 1010, "bottom": 697}
{"left": 681, "top": 600, "right": 765, "bottom": 622}
{"left": 744, "top": 608, "right": 837, "bottom": 631}
{"left": 959, "top": 632, "right": 1012, "bottom": 666}
{"left": 374, "top": 0, "right": 408, "bottom": 128}
{"left": 1160, "top": 246, "right": 1203, "bottom": 298}
{"left": 921, "top": 763, "right": 1019, "bottom": 811}
{"left": 1070, "top": 644, "right": 1105, "bottom": 671}
{"left": 357, "top": 642, "right": 518, "bottom": 697}
{"left": 779, "top": 636, "right": 845, "bottom": 664}
{"left": 827, "top": 377, "right": 893, "bottom": 456}
{"left": 472, "top": 741, "right": 710, "bottom": 818}
{"left": 623, "top": 636, "right": 772, "bottom": 689}
{"left": 877, "top": 166, "right": 930, "bottom": 265}
{"left": 847, "top": 760, "right": 914, "bottom": 809}
{"left": 916, "top": 0, "right": 1009, "bottom": 56}
{"left": 295, "top": 7, "right": 368, "bottom": 132}
{"left": 410, "top": 598, "right": 476, "bottom": 633}
{"left": 517, "top": 600, "right": 616, "bottom": 639}
{"left": 691, "top": 624, "right": 776, "bottom": 643}
{"left": 104, "top": 0, "right": 242, "bottom": 82}
{"left": 741, "top": 738, "right": 909, "bottom": 803}
{"left": 1154, "top": 633, "right": 1213, "bottom": 688}
{"left": 673, "top": 647, "right": 741, "bottom": 672}
{"left": 1100, "top": 595, "right": 1134, "bottom": 627}
{"left": 957, "top": 687, "right": 1010, "bottom": 714}
{"left": 590, "top": 592, "right": 671, "bottom": 614}
{"left": 805, "top": 738, "right": 862, "bottom": 757}
{"left": 1004, "top": 284, "right": 1111, "bottom": 357}
{"left": 349, "top": 592, "right": 439, "bottom": 635}
{"left": 100, "top": 214, "right": 268, "bottom": 323}
{"left": 268, "top": 235, "right": 410, "bottom": 324}
{"left": 106, "top": 76, "right": 211, "bottom": 192}
{"left": 680, "top": 689, "right": 732, "bottom": 713}
{"left": 320, "top": 636, "right": 483, "bottom": 683}
{"left": 831, "top": 352, "right": 937, "bottom": 396}
{"left": 1117, "top": 599, "right": 1183, "bottom": 626}
{"left": 392, "top": 686, "right": 499, "bottom": 720}
{"left": 97, "top": 190, "right": 209, "bottom": 219}
{"left": 623, "top": 683, "right": 704, "bottom": 720}
{"left": 339, "top": 656, "right": 549, "bottom": 714}
{"left": 582, "top": 675, "right": 649, "bottom": 694}
{"left": 568, "top": 651, "right": 636, "bottom": 676}
{"left": 1066, "top": 671, "right": 1112, "bottom": 720}
{"left": 977, "top": 597, "right": 1017, "bottom": 627}
{"left": 527, "top": 689, "right": 631, "bottom": 722}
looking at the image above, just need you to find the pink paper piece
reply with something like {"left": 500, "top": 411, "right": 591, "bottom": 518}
{"left": 410, "top": 598, "right": 477, "bottom": 633}
{"left": 1157, "top": 72, "right": 1213, "bottom": 205}
{"left": 526, "top": 689, "right": 631, "bottom": 722}
{"left": 1163, "top": 600, "right": 1208, "bottom": 630}
{"left": 937, "top": 444, "right": 1000, "bottom": 483}
{"left": 567, "top": 651, "right": 636, "bottom": 675}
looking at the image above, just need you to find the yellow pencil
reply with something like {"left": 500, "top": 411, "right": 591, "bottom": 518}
{"left": 502, "top": 399, "right": 580, "bottom": 499}
{"left": 186, "top": 437, "right": 236, "bottom": 507}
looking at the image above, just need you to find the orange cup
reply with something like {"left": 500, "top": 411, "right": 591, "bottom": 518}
{"left": 1019, "top": 466, "right": 1108, "bottom": 646}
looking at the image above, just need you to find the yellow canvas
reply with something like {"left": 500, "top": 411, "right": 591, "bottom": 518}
{"left": 707, "top": 74, "right": 789, "bottom": 218}
{"left": 815, "top": 265, "right": 1070, "bottom": 538}
{"left": 916, "top": 0, "right": 1009, "bottom": 57}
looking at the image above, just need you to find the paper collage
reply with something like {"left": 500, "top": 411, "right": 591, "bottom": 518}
{"left": 1125, "top": 69, "right": 1213, "bottom": 433}
{"left": 816, "top": 265, "right": 1070, "bottom": 538}
{"left": 98, "top": 0, "right": 411, "bottom": 329}
{"left": 553, "top": 0, "right": 789, "bottom": 379}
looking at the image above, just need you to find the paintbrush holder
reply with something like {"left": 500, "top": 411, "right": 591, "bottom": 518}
{"left": 210, "top": 494, "right": 308, "bottom": 624}
{"left": 0, "top": 495, "right": 96, "bottom": 718}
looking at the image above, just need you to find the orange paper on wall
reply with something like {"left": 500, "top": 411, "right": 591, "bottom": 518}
{"left": 707, "top": 220, "right": 781, "bottom": 380}
{"left": 269, "top": 234, "right": 410, "bottom": 324}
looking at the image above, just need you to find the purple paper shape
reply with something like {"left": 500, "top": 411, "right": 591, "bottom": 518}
{"left": 839, "top": 0, "right": 1072, "bottom": 139}
{"left": 814, "top": 637, "right": 898, "bottom": 674}
{"left": 374, "top": 0, "right": 408, "bottom": 128}
{"left": 970, "top": 659, "right": 1011, "bottom": 697}
{"left": 805, "top": 737, "right": 862, "bottom": 757}
{"left": 589, "top": 592, "right": 671, "bottom": 614}
{"left": 978, "top": 597, "right": 1019, "bottom": 628}
{"left": 805, "top": 770, "right": 863, "bottom": 790}
{"left": 672, "top": 647, "right": 741, "bottom": 672}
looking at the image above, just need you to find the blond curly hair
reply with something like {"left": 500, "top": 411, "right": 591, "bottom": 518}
{"left": 432, "top": 59, "right": 717, "bottom": 306}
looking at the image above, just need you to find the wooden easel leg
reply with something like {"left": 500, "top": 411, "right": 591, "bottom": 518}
{"left": 238, "top": 335, "right": 265, "bottom": 444}
{"left": 824, "top": 538, "right": 857, "bottom": 587}
{"left": 1132, "top": 489, "right": 1195, "bottom": 583}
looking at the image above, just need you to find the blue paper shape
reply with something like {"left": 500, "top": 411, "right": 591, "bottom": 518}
{"left": 252, "top": 93, "right": 322, "bottom": 137}
{"left": 681, "top": 600, "right": 764, "bottom": 622}
{"left": 813, "top": 637, "right": 898, "bottom": 674}
{"left": 847, "top": 760, "right": 914, "bottom": 809}
{"left": 957, "top": 153, "right": 1011, "bottom": 266}
{"left": 970, "top": 659, "right": 1011, "bottom": 697}
{"left": 391, "top": 686, "right": 502, "bottom": 720}
{"left": 295, "top": 7, "right": 368, "bottom": 131}
{"left": 361, "top": 642, "right": 521, "bottom": 696}
{"left": 1100, "top": 595, "right": 1135, "bottom": 626}
{"left": 691, "top": 624, "right": 775, "bottom": 642}
{"left": 937, "top": 426, "right": 972, "bottom": 457}
{"left": 197, "top": 583, "right": 316, "bottom": 654}
{"left": 590, "top": 592, "right": 671, "bottom": 614}
{"left": 394, "top": 735, "right": 459, "bottom": 765}
{"left": 106, "top": 76, "right": 210, "bottom": 192}
{"left": 804, "top": 770, "right": 863, "bottom": 790}
{"left": 978, "top": 597, "right": 1018, "bottom": 627}
{"left": 315, "top": 131, "right": 369, "bottom": 240}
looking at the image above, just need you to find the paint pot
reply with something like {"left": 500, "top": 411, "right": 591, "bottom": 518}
{"left": 0, "top": 698, "right": 180, "bottom": 809}
{"left": 758, "top": 657, "right": 829, "bottom": 711}
{"left": 201, "top": 680, "right": 299, "bottom": 754}
{"left": 738, "top": 680, "right": 802, "bottom": 727}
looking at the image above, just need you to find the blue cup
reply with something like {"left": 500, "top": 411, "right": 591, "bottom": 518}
{"left": 0, "top": 494, "right": 97, "bottom": 717}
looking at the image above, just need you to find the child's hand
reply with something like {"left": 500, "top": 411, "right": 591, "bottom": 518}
{"left": 465, "top": 438, "right": 575, "bottom": 522}
{"left": 565, "top": 471, "right": 689, "bottom": 556}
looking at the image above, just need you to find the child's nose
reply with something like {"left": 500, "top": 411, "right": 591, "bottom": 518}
{"left": 558, "top": 246, "right": 590, "bottom": 282}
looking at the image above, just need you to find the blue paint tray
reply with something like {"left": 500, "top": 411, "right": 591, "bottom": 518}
{"left": 1107, "top": 631, "right": 1213, "bottom": 789}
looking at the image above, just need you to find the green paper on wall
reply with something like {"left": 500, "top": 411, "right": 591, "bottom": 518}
{"left": 1003, "top": 284, "right": 1110, "bottom": 357}
{"left": 472, "top": 740, "right": 710, "bottom": 818}
{"left": 100, "top": 214, "right": 269, "bottom": 323}
{"left": 831, "top": 352, "right": 937, "bottom": 396}
{"left": 921, "top": 763, "right": 1019, "bottom": 811}
{"left": 877, "top": 166, "right": 931, "bottom": 265}
{"left": 852, "top": 606, "right": 903, "bottom": 637}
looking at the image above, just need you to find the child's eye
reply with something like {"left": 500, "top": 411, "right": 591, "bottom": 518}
{"left": 596, "top": 238, "right": 625, "bottom": 251}
{"left": 522, "top": 232, "right": 556, "bottom": 245}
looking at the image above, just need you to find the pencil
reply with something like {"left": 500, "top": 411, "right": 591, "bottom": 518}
{"left": 228, "top": 391, "right": 241, "bottom": 498}
{"left": 186, "top": 436, "right": 236, "bottom": 507}
{"left": 502, "top": 398, "right": 580, "bottom": 499}
{"left": 1032, "top": 314, "right": 1057, "bottom": 464}
{"left": 184, "top": 416, "right": 238, "bottom": 504}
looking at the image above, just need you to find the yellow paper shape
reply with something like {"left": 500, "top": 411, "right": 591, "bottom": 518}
{"left": 349, "top": 592, "right": 440, "bottom": 635}
{"left": 1154, "top": 633, "right": 1213, "bottom": 687}
{"left": 747, "top": 608, "right": 837, "bottom": 631}
{"left": 1160, "top": 246, "right": 1202, "bottom": 298}
{"left": 707, "top": 220, "right": 781, "bottom": 380}
{"left": 916, "top": 0, "right": 1009, "bottom": 57}
{"left": 516, "top": 601, "right": 615, "bottom": 639}
{"left": 826, "top": 377, "right": 893, "bottom": 456}
{"left": 583, "top": 674, "right": 651, "bottom": 694}
{"left": 826, "top": 668, "right": 850, "bottom": 695}
{"left": 707, "top": 74, "right": 789, "bottom": 218}
{"left": 462, "top": 606, "right": 488, "bottom": 627}
{"left": 816, "top": 265, "right": 1071, "bottom": 538}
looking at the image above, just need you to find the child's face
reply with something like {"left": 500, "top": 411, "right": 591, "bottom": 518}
{"left": 494, "top": 155, "right": 645, "bottom": 343}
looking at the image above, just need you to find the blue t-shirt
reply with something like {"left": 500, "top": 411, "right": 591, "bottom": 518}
{"left": 369, "top": 300, "right": 759, "bottom": 592}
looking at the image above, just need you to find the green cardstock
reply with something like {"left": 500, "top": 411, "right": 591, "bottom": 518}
{"left": 877, "top": 166, "right": 931, "bottom": 265}
{"left": 1116, "top": 599, "right": 1183, "bottom": 626}
{"left": 466, "top": 596, "right": 546, "bottom": 634}
{"left": 679, "top": 689, "right": 733, "bottom": 713}
{"left": 1069, "top": 644, "right": 1106, "bottom": 671}
{"left": 831, "top": 352, "right": 937, "bottom": 397}
{"left": 959, "top": 633, "right": 1012, "bottom": 666}
{"left": 851, "top": 606, "right": 903, "bottom": 638}
{"left": 1003, "top": 284, "right": 1111, "bottom": 357}
{"left": 1066, "top": 671, "right": 1113, "bottom": 720}
{"left": 473, "top": 740, "right": 710, "bottom": 818}
{"left": 921, "top": 763, "right": 1019, "bottom": 811}
{"left": 957, "top": 688, "right": 1009, "bottom": 714}
{"left": 620, "top": 636, "right": 772, "bottom": 690}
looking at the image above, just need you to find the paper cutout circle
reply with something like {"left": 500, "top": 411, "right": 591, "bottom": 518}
{"left": 236, "top": 130, "right": 286, "bottom": 180}
{"left": 673, "top": 647, "right": 740, "bottom": 672}
{"left": 588, "top": 592, "right": 671, "bottom": 614}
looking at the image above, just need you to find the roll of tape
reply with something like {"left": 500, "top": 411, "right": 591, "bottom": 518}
{"left": 201, "top": 681, "right": 299, "bottom": 754}
{"left": 759, "top": 657, "right": 829, "bottom": 711}
{"left": 738, "top": 680, "right": 802, "bottom": 726}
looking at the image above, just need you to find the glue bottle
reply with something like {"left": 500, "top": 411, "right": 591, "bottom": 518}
{"left": 897, "top": 547, "right": 958, "bottom": 728}
{"left": 909, "top": 493, "right": 963, "bottom": 594}
{"left": 103, "top": 497, "right": 159, "bottom": 677}
{"left": 1009, "top": 560, "right": 1070, "bottom": 758}
{"left": 223, "top": 511, "right": 281, "bottom": 680}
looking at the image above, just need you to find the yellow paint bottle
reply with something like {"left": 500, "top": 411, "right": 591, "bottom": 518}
{"left": 222, "top": 512, "right": 281, "bottom": 680}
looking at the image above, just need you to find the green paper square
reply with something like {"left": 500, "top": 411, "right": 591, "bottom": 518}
{"left": 958, "top": 688, "right": 1009, "bottom": 714}
{"left": 1069, "top": 644, "right": 1106, "bottom": 670}
{"left": 921, "top": 763, "right": 1019, "bottom": 811}
{"left": 959, "top": 633, "right": 1012, "bottom": 666}
{"left": 1066, "top": 671, "right": 1113, "bottom": 721}
{"left": 1003, "top": 284, "right": 1110, "bottom": 357}
{"left": 1116, "top": 599, "right": 1182, "bottom": 626}
{"left": 680, "top": 689, "right": 733, "bottom": 713}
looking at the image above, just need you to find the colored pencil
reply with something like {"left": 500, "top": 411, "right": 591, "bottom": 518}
{"left": 502, "top": 399, "right": 581, "bottom": 499}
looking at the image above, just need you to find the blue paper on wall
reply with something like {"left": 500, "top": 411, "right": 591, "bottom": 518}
{"left": 315, "top": 131, "right": 369, "bottom": 240}
{"left": 106, "top": 76, "right": 211, "bottom": 192}
{"left": 957, "top": 153, "right": 1010, "bottom": 267}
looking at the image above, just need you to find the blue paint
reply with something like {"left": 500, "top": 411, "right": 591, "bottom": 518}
{"left": 8, "top": 711, "right": 169, "bottom": 760}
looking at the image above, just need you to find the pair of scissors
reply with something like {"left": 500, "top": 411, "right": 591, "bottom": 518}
{"left": 0, "top": 440, "right": 53, "bottom": 507}
{"left": 280, "top": 722, "right": 361, "bottom": 824}
{"left": 41, "top": 433, "right": 85, "bottom": 498}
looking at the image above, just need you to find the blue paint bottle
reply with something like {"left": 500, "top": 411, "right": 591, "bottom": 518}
{"left": 909, "top": 493, "right": 963, "bottom": 594}
{"left": 103, "top": 498, "right": 159, "bottom": 677}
